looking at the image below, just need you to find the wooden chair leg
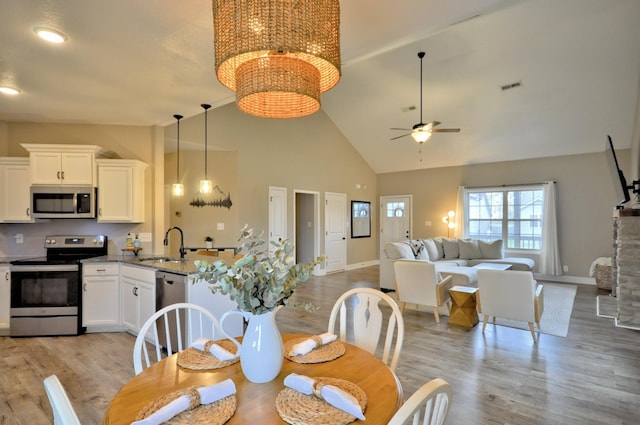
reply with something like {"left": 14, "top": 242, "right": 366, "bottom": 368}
{"left": 482, "top": 315, "right": 489, "bottom": 333}
{"left": 528, "top": 322, "right": 537, "bottom": 343}
{"left": 433, "top": 307, "right": 440, "bottom": 323}
{"left": 400, "top": 301, "right": 406, "bottom": 313}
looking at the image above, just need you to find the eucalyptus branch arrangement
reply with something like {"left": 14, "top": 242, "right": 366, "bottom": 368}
{"left": 191, "top": 225, "right": 325, "bottom": 315}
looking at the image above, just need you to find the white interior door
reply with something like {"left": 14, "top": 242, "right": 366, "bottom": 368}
{"left": 269, "top": 186, "right": 287, "bottom": 245}
{"left": 325, "top": 192, "right": 347, "bottom": 273}
{"left": 380, "top": 195, "right": 412, "bottom": 259}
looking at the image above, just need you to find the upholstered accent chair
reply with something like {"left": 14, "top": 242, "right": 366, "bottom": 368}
{"left": 393, "top": 259, "right": 453, "bottom": 323}
{"left": 477, "top": 269, "right": 544, "bottom": 343}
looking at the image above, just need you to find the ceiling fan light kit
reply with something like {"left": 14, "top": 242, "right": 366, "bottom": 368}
{"left": 212, "top": 0, "right": 341, "bottom": 119}
{"left": 391, "top": 51, "right": 460, "bottom": 143}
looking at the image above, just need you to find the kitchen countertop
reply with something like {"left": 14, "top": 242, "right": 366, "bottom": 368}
{"left": 82, "top": 254, "right": 225, "bottom": 275}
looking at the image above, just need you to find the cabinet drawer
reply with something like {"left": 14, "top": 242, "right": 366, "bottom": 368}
{"left": 121, "top": 264, "right": 156, "bottom": 282}
{"left": 83, "top": 263, "right": 119, "bottom": 276}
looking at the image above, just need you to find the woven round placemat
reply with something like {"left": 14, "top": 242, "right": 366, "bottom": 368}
{"left": 135, "top": 386, "right": 236, "bottom": 425}
{"left": 284, "top": 338, "right": 345, "bottom": 364}
{"left": 275, "top": 377, "right": 367, "bottom": 425}
{"left": 177, "top": 340, "right": 239, "bottom": 371}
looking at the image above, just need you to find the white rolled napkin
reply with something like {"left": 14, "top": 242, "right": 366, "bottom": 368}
{"left": 190, "top": 337, "right": 236, "bottom": 361}
{"left": 131, "top": 379, "right": 236, "bottom": 425}
{"left": 289, "top": 332, "right": 337, "bottom": 356}
{"left": 283, "top": 373, "right": 365, "bottom": 421}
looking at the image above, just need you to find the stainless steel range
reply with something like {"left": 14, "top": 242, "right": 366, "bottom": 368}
{"left": 10, "top": 235, "right": 108, "bottom": 337}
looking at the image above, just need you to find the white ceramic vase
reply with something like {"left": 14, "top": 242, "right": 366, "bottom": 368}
{"left": 220, "top": 307, "right": 284, "bottom": 383}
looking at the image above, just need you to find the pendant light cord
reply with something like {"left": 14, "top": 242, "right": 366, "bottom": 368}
{"left": 173, "top": 114, "right": 183, "bottom": 183}
{"left": 202, "top": 104, "right": 211, "bottom": 179}
{"left": 418, "top": 51, "right": 425, "bottom": 125}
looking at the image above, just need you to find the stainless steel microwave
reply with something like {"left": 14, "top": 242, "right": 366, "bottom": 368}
{"left": 31, "top": 186, "right": 96, "bottom": 219}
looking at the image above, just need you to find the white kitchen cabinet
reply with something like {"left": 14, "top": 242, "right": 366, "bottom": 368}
{"left": 120, "top": 265, "right": 156, "bottom": 334}
{"left": 21, "top": 144, "right": 101, "bottom": 186}
{"left": 0, "top": 158, "right": 33, "bottom": 223}
{"left": 82, "top": 263, "right": 121, "bottom": 332}
{"left": 96, "top": 159, "right": 147, "bottom": 223}
{"left": 0, "top": 266, "right": 9, "bottom": 331}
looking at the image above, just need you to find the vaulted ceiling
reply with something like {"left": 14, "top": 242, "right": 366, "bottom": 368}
{"left": 1, "top": 0, "right": 639, "bottom": 173}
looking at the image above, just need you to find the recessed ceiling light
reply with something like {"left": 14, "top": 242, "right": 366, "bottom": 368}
{"left": 0, "top": 86, "right": 21, "bottom": 95}
{"left": 34, "top": 27, "right": 68, "bottom": 44}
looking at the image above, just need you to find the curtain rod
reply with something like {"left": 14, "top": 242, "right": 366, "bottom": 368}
{"left": 463, "top": 181, "right": 556, "bottom": 189}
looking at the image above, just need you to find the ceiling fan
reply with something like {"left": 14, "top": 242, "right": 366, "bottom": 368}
{"left": 391, "top": 51, "right": 460, "bottom": 143}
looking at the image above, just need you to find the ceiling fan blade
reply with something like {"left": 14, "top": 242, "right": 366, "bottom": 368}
{"left": 427, "top": 121, "right": 442, "bottom": 128}
{"left": 390, "top": 127, "right": 411, "bottom": 131}
{"left": 390, "top": 133, "right": 410, "bottom": 140}
{"left": 431, "top": 128, "right": 460, "bottom": 133}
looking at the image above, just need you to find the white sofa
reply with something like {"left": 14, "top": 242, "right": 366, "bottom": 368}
{"left": 380, "top": 238, "right": 535, "bottom": 290}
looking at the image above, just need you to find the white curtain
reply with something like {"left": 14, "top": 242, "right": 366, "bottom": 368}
{"left": 540, "top": 181, "right": 563, "bottom": 275}
{"left": 454, "top": 186, "right": 467, "bottom": 238}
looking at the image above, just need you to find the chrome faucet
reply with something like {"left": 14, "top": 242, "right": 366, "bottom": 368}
{"left": 164, "top": 226, "right": 186, "bottom": 260}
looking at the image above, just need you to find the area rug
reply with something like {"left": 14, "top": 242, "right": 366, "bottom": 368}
{"left": 596, "top": 294, "right": 618, "bottom": 319}
{"left": 479, "top": 283, "right": 577, "bottom": 338}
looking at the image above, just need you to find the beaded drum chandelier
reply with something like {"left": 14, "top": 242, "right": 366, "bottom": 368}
{"left": 212, "top": 0, "right": 341, "bottom": 119}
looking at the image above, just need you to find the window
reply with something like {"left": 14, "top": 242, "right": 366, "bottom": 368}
{"left": 465, "top": 187, "right": 543, "bottom": 250}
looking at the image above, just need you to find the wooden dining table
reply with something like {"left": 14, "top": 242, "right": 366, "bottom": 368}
{"left": 102, "top": 333, "right": 403, "bottom": 424}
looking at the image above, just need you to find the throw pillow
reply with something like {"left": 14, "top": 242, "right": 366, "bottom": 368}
{"left": 385, "top": 242, "right": 414, "bottom": 260}
{"left": 432, "top": 237, "right": 445, "bottom": 259}
{"left": 422, "top": 239, "right": 440, "bottom": 261}
{"left": 406, "top": 240, "right": 423, "bottom": 257}
{"left": 416, "top": 245, "right": 430, "bottom": 261}
{"left": 479, "top": 240, "right": 504, "bottom": 259}
{"left": 459, "top": 239, "right": 482, "bottom": 259}
{"left": 442, "top": 238, "right": 459, "bottom": 259}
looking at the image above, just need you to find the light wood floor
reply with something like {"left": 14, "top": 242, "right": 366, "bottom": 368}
{"left": 1, "top": 266, "right": 639, "bottom": 424}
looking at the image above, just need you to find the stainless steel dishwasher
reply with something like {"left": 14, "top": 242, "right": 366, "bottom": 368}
{"left": 155, "top": 271, "right": 186, "bottom": 350}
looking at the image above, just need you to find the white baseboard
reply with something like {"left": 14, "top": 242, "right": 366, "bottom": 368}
{"left": 346, "top": 260, "right": 379, "bottom": 271}
{"left": 534, "top": 273, "right": 595, "bottom": 285}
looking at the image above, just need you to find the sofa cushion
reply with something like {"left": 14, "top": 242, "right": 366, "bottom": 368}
{"left": 422, "top": 238, "right": 440, "bottom": 261}
{"left": 442, "top": 238, "right": 459, "bottom": 259}
{"left": 478, "top": 240, "right": 503, "bottom": 259}
{"left": 385, "top": 242, "right": 415, "bottom": 260}
{"left": 432, "top": 237, "right": 445, "bottom": 260}
{"left": 459, "top": 239, "right": 482, "bottom": 260}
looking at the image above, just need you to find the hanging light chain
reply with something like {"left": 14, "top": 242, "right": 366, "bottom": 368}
{"left": 202, "top": 104, "right": 211, "bottom": 179}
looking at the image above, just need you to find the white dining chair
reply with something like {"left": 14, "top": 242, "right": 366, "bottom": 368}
{"left": 133, "top": 302, "right": 222, "bottom": 375}
{"left": 387, "top": 378, "right": 452, "bottom": 425}
{"left": 393, "top": 259, "right": 454, "bottom": 323}
{"left": 43, "top": 374, "right": 82, "bottom": 425}
{"left": 327, "top": 287, "right": 404, "bottom": 372}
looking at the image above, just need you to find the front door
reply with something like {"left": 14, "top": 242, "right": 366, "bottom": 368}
{"left": 379, "top": 195, "right": 412, "bottom": 260}
{"left": 324, "top": 192, "right": 347, "bottom": 273}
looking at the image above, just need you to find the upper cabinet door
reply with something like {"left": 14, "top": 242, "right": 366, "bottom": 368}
{"left": 59, "top": 152, "right": 94, "bottom": 185}
{"left": 97, "top": 159, "right": 147, "bottom": 223}
{"left": 0, "top": 158, "right": 33, "bottom": 223}
{"left": 30, "top": 152, "right": 62, "bottom": 184}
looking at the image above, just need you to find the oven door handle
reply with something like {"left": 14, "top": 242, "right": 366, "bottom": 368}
{"left": 11, "top": 264, "right": 79, "bottom": 272}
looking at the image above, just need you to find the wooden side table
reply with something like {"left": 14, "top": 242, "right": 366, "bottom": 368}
{"left": 448, "top": 286, "right": 479, "bottom": 328}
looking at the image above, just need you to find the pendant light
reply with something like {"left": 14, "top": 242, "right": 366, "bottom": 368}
{"left": 171, "top": 114, "right": 184, "bottom": 196}
{"left": 199, "top": 104, "right": 212, "bottom": 194}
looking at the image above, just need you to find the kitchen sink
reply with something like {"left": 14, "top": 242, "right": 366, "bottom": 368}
{"left": 138, "top": 257, "right": 183, "bottom": 264}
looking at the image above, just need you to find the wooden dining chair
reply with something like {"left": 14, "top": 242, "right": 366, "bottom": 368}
{"left": 133, "top": 302, "right": 222, "bottom": 375}
{"left": 387, "top": 378, "right": 452, "bottom": 425}
{"left": 328, "top": 287, "right": 404, "bottom": 372}
{"left": 43, "top": 375, "right": 82, "bottom": 425}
